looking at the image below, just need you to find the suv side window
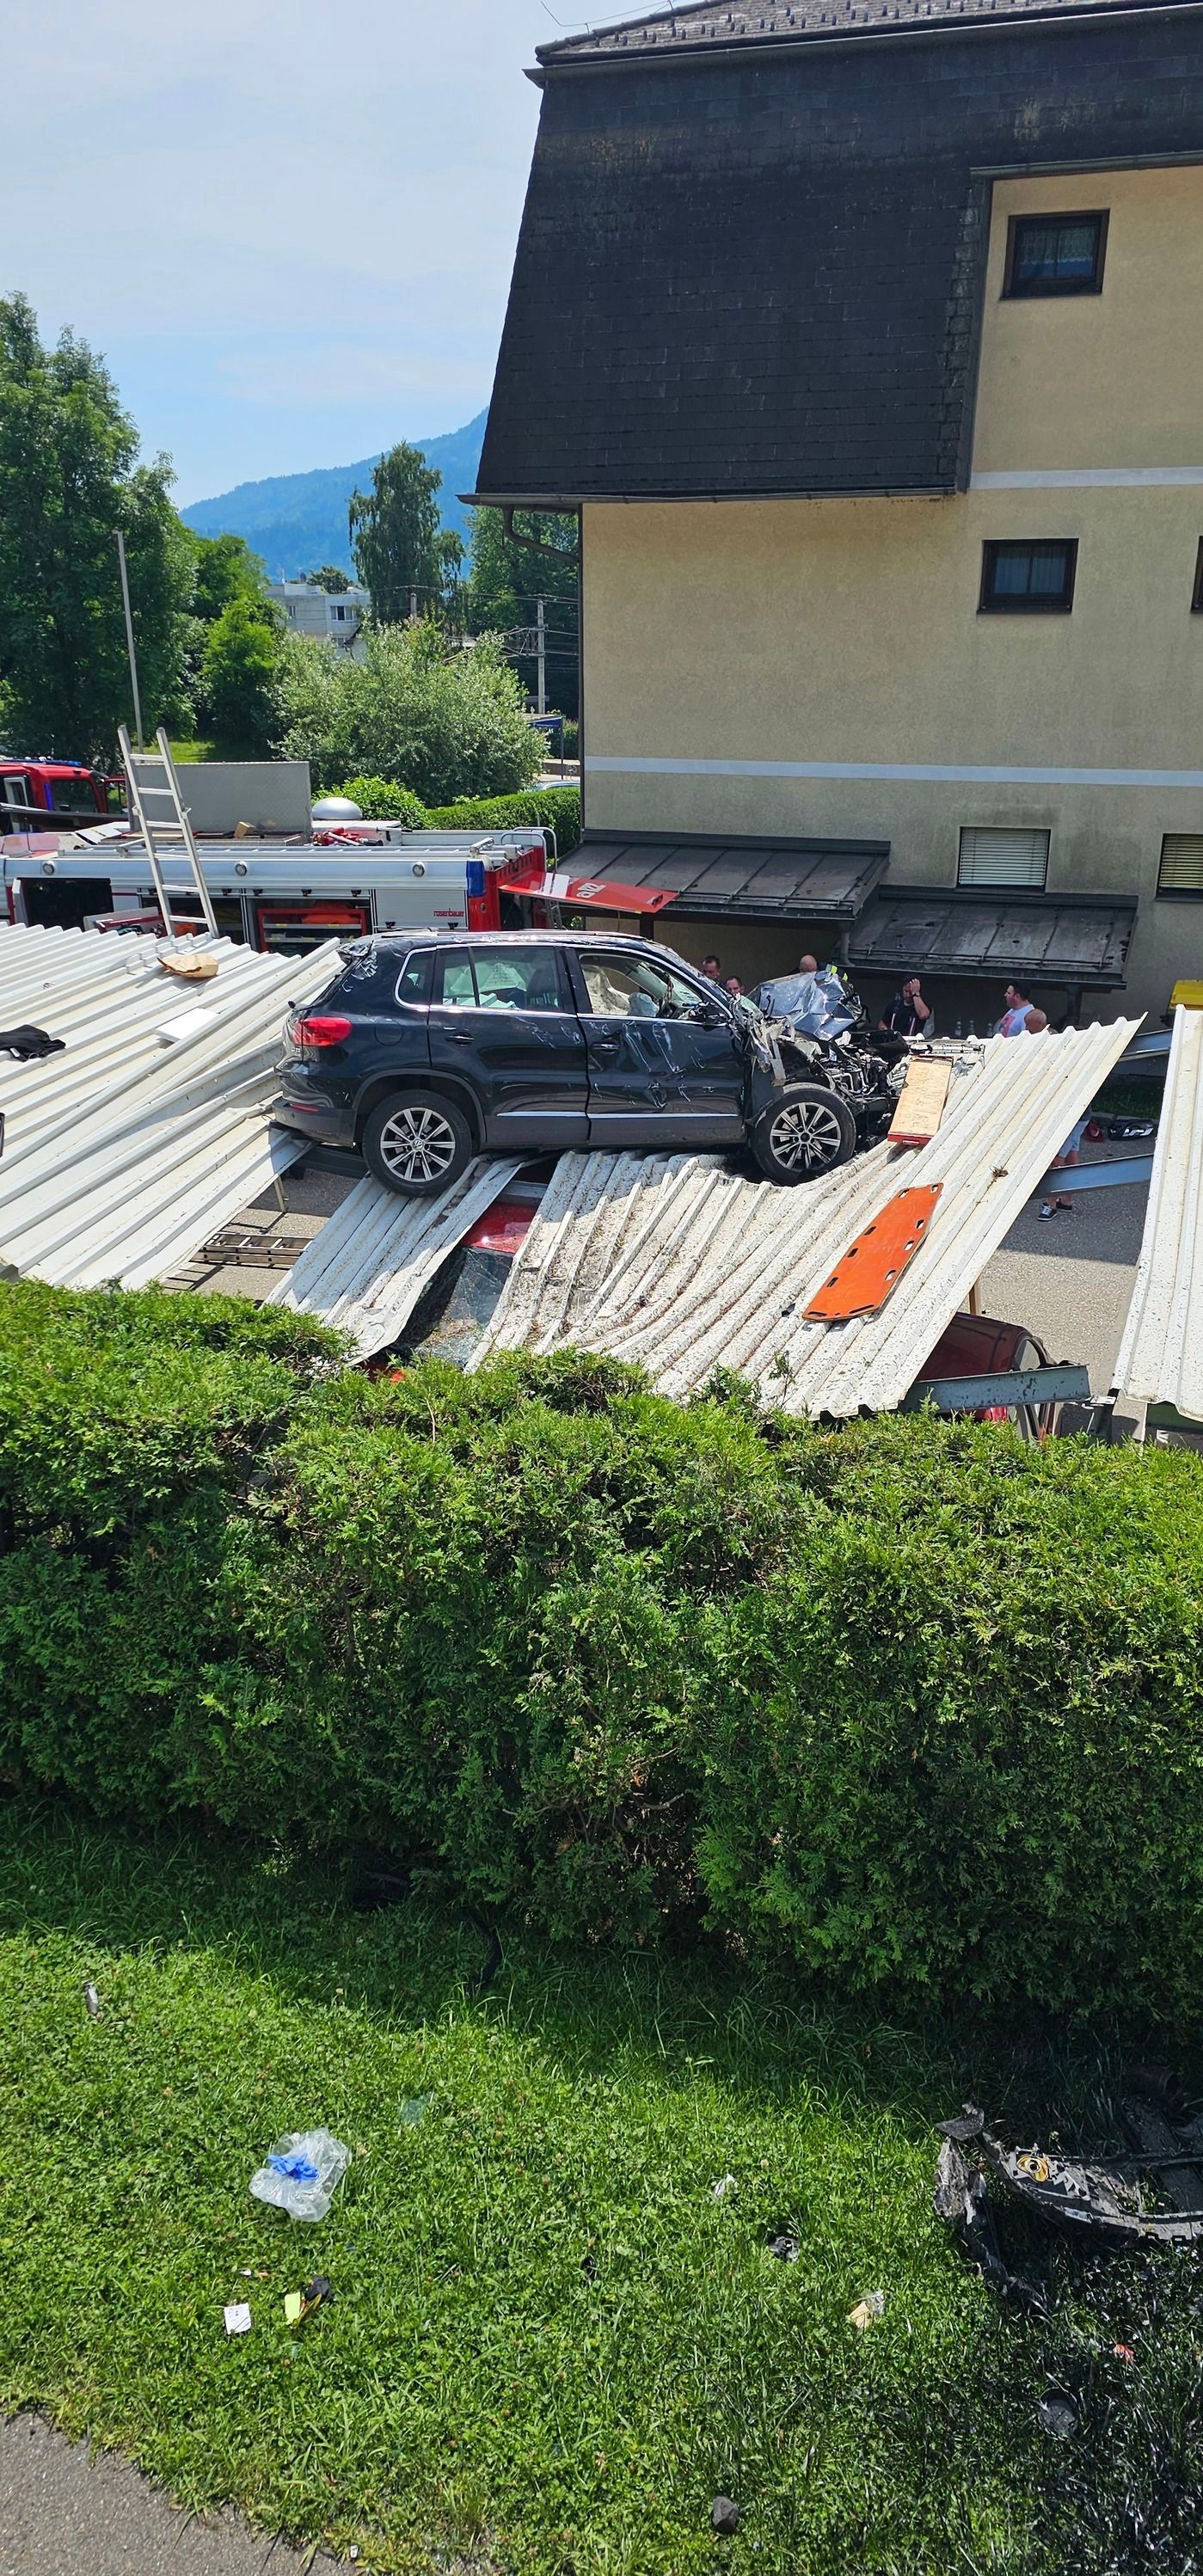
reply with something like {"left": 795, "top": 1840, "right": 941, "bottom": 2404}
{"left": 433, "top": 948, "right": 476, "bottom": 1007}
{"left": 472, "top": 947, "right": 569, "bottom": 1012}
{"left": 580, "top": 952, "right": 710, "bottom": 1020}
{"left": 396, "top": 948, "right": 433, "bottom": 1005}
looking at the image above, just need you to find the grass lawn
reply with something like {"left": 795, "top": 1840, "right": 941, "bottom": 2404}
{"left": 0, "top": 1800, "right": 1200, "bottom": 2576}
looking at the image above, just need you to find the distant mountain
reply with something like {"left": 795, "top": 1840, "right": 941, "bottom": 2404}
{"left": 181, "top": 412, "right": 488, "bottom": 580}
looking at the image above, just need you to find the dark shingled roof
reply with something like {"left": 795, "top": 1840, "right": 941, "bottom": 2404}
{"left": 539, "top": 0, "right": 1192, "bottom": 64}
{"left": 478, "top": 1, "right": 1203, "bottom": 506}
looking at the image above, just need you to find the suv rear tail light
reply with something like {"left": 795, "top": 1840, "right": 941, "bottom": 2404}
{"left": 289, "top": 1014, "right": 352, "bottom": 1046}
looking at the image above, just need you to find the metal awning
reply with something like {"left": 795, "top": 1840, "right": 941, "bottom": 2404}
{"left": 466, "top": 1021, "right": 1138, "bottom": 1417}
{"left": 569, "top": 835, "right": 889, "bottom": 922}
{"left": 1112, "top": 1004, "right": 1203, "bottom": 1426}
{"left": 849, "top": 887, "right": 1136, "bottom": 988}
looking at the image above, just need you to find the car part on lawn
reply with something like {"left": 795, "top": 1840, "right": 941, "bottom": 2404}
{"left": 710, "top": 2496, "right": 740, "bottom": 2536}
{"left": 933, "top": 2133, "right": 1050, "bottom": 2317}
{"left": 803, "top": 1184, "right": 942, "bottom": 1321}
{"left": 765, "top": 2230, "right": 800, "bottom": 2262}
{"left": 249, "top": 2128, "right": 350, "bottom": 2223}
{"left": 935, "top": 2100, "right": 1203, "bottom": 2247}
{"left": 848, "top": 2290, "right": 886, "bottom": 2328}
{"left": 1038, "top": 2388, "right": 1081, "bottom": 2439}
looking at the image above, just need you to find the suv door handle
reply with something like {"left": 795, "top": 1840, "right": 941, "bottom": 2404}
{"left": 592, "top": 1033, "right": 621, "bottom": 1058}
{"left": 445, "top": 1027, "right": 476, "bottom": 1044}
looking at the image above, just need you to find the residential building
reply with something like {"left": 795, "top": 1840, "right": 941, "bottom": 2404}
{"left": 267, "top": 580, "right": 371, "bottom": 658}
{"left": 473, "top": 0, "right": 1203, "bottom": 1024}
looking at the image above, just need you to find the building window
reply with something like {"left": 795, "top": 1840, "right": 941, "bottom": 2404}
{"left": 334, "top": 604, "right": 347, "bottom": 622}
{"left": 1004, "top": 211, "right": 1108, "bottom": 299}
{"left": 979, "top": 539, "right": 1077, "bottom": 615}
{"left": 1157, "top": 835, "right": 1203, "bottom": 897}
{"left": 1192, "top": 540, "right": 1203, "bottom": 613}
{"left": 958, "top": 827, "right": 1050, "bottom": 890}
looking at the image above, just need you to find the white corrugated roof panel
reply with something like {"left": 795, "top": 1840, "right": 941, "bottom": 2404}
{"left": 1112, "top": 1005, "right": 1203, "bottom": 1423}
{"left": 266, "top": 1161, "right": 525, "bottom": 1358}
{"left": 0, "top": 922, "right": 341, "bottom": 1288}
{"left": 471, "top": 1021, "right": 1139, "bottom": 1414}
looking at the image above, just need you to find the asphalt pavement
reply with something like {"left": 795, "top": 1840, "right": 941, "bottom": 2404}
{"left": 0, "top": 2415, "right": 350, "bottom": 2576}
{"left": 979, "top": 1153, "right": 1147, "bottom": 1395}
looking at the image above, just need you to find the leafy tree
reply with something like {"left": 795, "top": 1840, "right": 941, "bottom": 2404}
{"left": 199, "top": 596, "right": 282, "bottom": 754}
{"left": 348, "top": 442, "right": 464, "bottom": 623}
{"left": 333, "top": 775, "right": 427, "bottom": 823}
{"left": 273, "top": 620, "right": 542, "bottom": 805}
{"left": 190, "top": 531, "right": 267, "bottom": 623}
{"left": 468, "top": 506, "right": 580, "bottom": 718}
{"left": 304, "top": 565, "right": 351, "bottom": 593}
{"left": 0, "top": 293, "right": 193, "bottom": 760}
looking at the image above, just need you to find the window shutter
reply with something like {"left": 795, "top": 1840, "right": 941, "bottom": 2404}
{"left": 958, "top": 829, "right": 1050, "bottom": 889}
{"left": 1158, "top": 835, "right": 1203, "bottom": 894}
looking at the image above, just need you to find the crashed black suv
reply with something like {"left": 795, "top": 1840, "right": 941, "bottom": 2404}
{"left": 274, "top": 932, "right": 901, "bottom": 1197}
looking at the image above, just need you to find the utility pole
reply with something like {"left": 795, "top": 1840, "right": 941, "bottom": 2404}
{"left": 114, "top": 529, "right": 144, "bottom": 749}
{"left": 536, "top": 594, "right": 546, "bottom": 717}
{"left": 409, "top": 586, "right": 419, "bottom": 623}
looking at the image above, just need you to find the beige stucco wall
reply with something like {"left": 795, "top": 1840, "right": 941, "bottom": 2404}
{"left": 579, "top": 163, "right": 1203, "bottom": 1021}
{"left": 974, "top": 167, "right": 1203, "bottom": 474}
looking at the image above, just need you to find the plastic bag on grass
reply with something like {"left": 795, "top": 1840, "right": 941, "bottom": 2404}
{"left": 249, "top": 2129, "right": 349, "bottom": 2222}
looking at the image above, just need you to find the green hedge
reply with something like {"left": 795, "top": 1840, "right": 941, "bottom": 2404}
{"left": 2, "top": 1284, "right": 1201, "bottom": 2024}
{"left": 421, "top": 786, "right": 581, "bottom": 853}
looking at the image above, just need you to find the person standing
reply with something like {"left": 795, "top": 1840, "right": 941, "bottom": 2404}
{"left": 998, "top": 981, "right": 1035, "bottom": 1035}
{"left": 880, "top": 977, "right": 934, "bottom": 1037}
{"left": 701, "top": 954, "right": 721, "bottom": 983}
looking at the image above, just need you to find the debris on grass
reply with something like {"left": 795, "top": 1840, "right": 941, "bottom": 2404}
{"left": 250, "top": 2129, "right": 350, "bottom": 2223}
{"left": 83, "top": 1982, "right": 101, "bottom": 2021}
{"left": 284, "top": 2290, "right": 304, "bottom": 2325}
{"left": 223, "top": 2303, "right": 252, "bottom": 2336}
{"left": 848, "top": 2291, "right": 885, "bottom": 2329}
{"left": 1037, "top": 2388, "right": 1080, "bottom": 2439}
{"left": 710, "top": 2174, "right": 737, "bottom": 2201}
{"left": 398, "top": 2097, "right": 428, "bottom": 2127}
{"left": 710, "top": 2495, "right": 740, "bottom": 2534}
{"left": 765, "top": 2231, "right": 799, "bottom": 2262}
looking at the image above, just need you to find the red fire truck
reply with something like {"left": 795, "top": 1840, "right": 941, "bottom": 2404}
{"left": 0, "top": 758, "right": 116, "bottom": 830}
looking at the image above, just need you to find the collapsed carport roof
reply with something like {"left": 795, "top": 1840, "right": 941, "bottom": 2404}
{"left": 849, "top": 886, "right": 1138, "bottom": 989}
{"left": 569, "top": 834, "right": 888, "bottom": 922}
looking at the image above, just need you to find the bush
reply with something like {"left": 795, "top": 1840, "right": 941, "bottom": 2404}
{"left": 273, "top": 621, "right": 542, "bottom": 805}
{"left": 332, "top": 776, "right": 428, "bottom": 825}
{"left": 2, "top": 1286, "right": 1201, "bottom": 2026}
{"left": 423, "top": 785, "right": 581, "bottom": 854}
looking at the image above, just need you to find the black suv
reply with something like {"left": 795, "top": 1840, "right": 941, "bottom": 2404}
{"left": 274, "top": 932, "right": 895, "bottom": 1196}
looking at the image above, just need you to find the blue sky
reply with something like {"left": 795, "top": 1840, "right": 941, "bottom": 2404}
{"left": 8, "top": 1, "right": 641, "bottom": 505}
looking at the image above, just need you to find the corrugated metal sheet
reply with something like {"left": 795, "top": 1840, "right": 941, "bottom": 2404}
{"left": 0, "top": 923, "right": 340, "bottom": 1287}
{"left": 266, "top": 1161, "right": 525, "bottom": 1357}
{"left": 1112, "top": 1005, "right": 1203, "bottom": 1422}
{"left": 471, "top": 1021, "right": 1138, "bottom": 1413}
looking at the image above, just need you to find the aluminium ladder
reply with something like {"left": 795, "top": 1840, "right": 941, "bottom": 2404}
{"left": 118, "top": 725, "right": 219, "bottom": 938}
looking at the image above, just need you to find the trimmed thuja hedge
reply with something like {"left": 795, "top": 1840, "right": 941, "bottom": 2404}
{"left": 2, "top": 1280, "right": 1202, "bottom": 2022}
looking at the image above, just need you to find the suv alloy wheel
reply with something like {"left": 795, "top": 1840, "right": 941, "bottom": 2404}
{"left": 751, "top": 1083, "right": 856, "bottom": 1182}
{"left": 362, "top": 1090, "right": 474, "bottom": 1195}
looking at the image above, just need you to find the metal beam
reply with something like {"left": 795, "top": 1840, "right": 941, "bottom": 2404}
{"left": 901, "top": 1364, "right": 1092, "bottom": 1414}
{"left": 1036, "top": 1154, "right": 1155, "bottom": 1195}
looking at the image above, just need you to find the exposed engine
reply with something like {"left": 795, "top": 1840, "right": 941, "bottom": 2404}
{"left": 752, "top": 966, "right": 904, "bottom": 1132}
